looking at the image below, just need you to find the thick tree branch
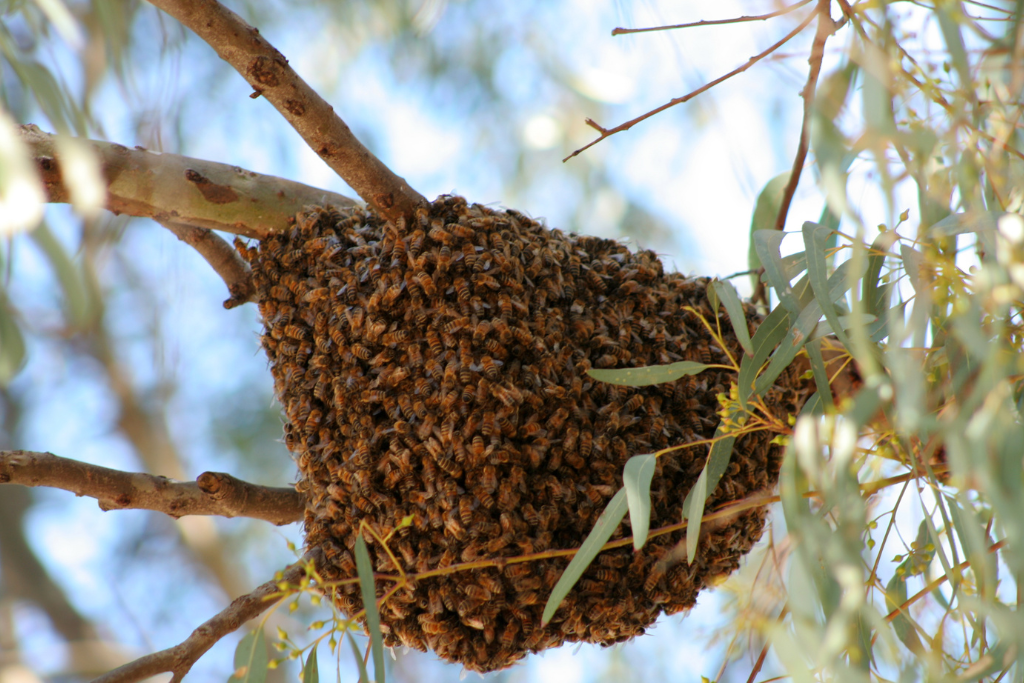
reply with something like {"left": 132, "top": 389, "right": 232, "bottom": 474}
{"left": 90, "top": 550, "right": 319, "bottom": 683}
{"left": 143, "top": 0, "right": 428, "bottom": 223}
{"left": 0, "top": 451, "right": 304, "bottom": 526}
{"left": 21, "top": 124, "right": 356, "bottom": 240}
{"left": 159, "top": 220, "right": 256, "bottom": 308}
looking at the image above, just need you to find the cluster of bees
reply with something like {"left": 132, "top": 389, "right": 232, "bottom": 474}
{"left": 240, "top": 195, "right": 812, "bottom": 672}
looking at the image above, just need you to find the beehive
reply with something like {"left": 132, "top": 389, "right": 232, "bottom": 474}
{"left": 240, "top": 195, "right": 812, "bottom": 672}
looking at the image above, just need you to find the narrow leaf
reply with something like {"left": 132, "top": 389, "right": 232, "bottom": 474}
{"left": 231, "top": 628, "right": 268, "bottom": 683}
{"left": 748, "top": 172, "right": 791, "bottom": 292}
{"left": 802, "top": 221, "right": 850, "bottom": 347}
{"left": 0, "top": 301, "right": 26, "bottom": 385}
{"left": 685, "top": 467, "right": 708, "bottom": 564}
{"left": 346, "top": 632, "right": 371, "bottom": 683}
{"left": 862, "top": 230, "right": 898, "bottom": 319}
{"left": 587, "top": 361, "right": 708, "bottom": 387}
{"left": 354, "top": 535, "right": 385, "bottom": 683}
{"left": 885, "top": 574, "right": 924, "bottom": 653}
{"left": 737, "top": 304, "right": 791, "bottom": 406}
{"left": 623, "top": 454, "right": 657, "bottom": 550}
{"left": 805, "top": 339, "right": 834, "bottom": 412}
{"left": 712, "top": 279, "right": 753, "bottom": 356}
{"left": 681, "top": 427, "right": 737, "bottom": 516}
{"left": 754, "top": 229, "right": 799, "bottom": 314}
{"left": 900, "top": 243, "right": 925, "bottom": 294}
{"left": 542, "top": 489, "right": 628, "bottom": 625}
{"left": 302, "top": 644, "right": 319, "bottom": 683}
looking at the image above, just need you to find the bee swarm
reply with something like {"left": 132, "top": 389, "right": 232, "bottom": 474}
{"left": 240, "top": 196, "right": 811, "bottom": 672}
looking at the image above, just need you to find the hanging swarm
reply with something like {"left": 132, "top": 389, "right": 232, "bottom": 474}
{"left": 240, "top": 195, "right": 813, "bottom": 672}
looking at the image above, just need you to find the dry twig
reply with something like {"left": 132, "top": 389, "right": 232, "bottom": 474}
{"left": 22, "top": 125, "right": 356, "bottom": 239}
{"left": 159, "top": 220, "right": 256, "bottom": 308}
{"left": 612, "top": 0, "right": 813, "bottom": 36}
{"left": 143, "top": 0, "right": 427, "bottom": 223}
{"left": 565, "top": 10, "right": 817, "bottom": 162}
{"left": 90, "top": 550, "right": 319, "bottom": 683}
{"left": 0, "top": 450, "right": 304, "bottom": 526}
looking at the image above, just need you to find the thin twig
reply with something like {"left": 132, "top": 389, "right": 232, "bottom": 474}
{"left": 159, "top": 220, "right": 256, "bottom": 308}
{"left": 612, "top": 0, "right": 813, "bottom": 36}
{"left": 21, "top": 124, "right": 357, "bottom": 240}
{"left": 0, "top": 450, "right": 304, "bottom": 526}
{"left": 745, "top": 604, "right": 790, "bottom": 683}
{"left": 143, "top": 0, "right": 427, "bottom": 223}
{"left": 752, "top": 0, "right": 839, "bottom": 305}
{"left": 565, "top": 10, "right": 817, "bottom": 162}
{"left": 90, "top": 551, "right": 318, "bottom": 683}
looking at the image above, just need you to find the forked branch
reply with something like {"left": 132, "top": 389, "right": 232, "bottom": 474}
{"left": 22, "top": 125, "right": 356, "bottom": 240}
{"left": 90, "top": 550, "right": 320, "bottom": 683}
{"left": 565, "top": 10, "right": 817, "bottom": 161}
{"left": 143, "top": 0, "right": 428, "bottom": 223}
{"left": 0, "top": 450, "right": 304, "bottom": 526}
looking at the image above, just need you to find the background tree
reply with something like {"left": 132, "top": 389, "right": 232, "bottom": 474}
{"left": 0, "top": 1, "right": 1022, "bottom": 682}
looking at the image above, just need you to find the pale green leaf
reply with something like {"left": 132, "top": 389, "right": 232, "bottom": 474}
{"left": 587, "top": 361, "right": 709, "bottom": 387}
{"left": 346, "top": 632, "right": 371, "bottom": 683}
{"left": 623, "top": 453, "right": 657, "bottom": 550}
{"left": 542, "top": 488, "right": 627, "bottom": 625}
{"left": 302, "top": 644, "right": 319, "bottom": 683}
{"left": 712, "top": 279, "right": 753, "bottom": 356}
{"left": 685, "top": 467, "right": 707, "bottom": 564}
{"left": 231, "top": 628, "right": 268, "bottom": 683}
{"left": 748, "top": 172, "right": 790, "bottom": 290}
{"left": 354, "top": 534, "right": 385, "bottom": 683}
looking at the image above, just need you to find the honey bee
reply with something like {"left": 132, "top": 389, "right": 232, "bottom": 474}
{"left": 497, "top": 293, "right": 513, "bottom": 317}
{"left": 409, "top": 229, "right": 426, "bottom": 257}
{"left": 580, "top": 430, "right": 593, "bottom": 458}
{"left": 428, "top": 224, "right": 451, "bottom": 244}
{"left": 417, "top": 272, "right": 437, "bottom": 297}
{"left": 463, "top": 584, "right": 492, "bottom": 601}
{"left": 546, "top": 407, "right": 569, "bottom": 433}
{"left": 481, "top": 411, "right": 497, "bottom": 437}
{"left": 498, "top": 480, "right": 520, "bottom": 509}
{"left": 480, "top": 465, "right": 497, "bottom": 493}
{"left": 522, "top": 504, "right": 540, "bottom": 527}
{"left": 437, "top": 245, "right": 452, "bottom": 272}
{"left": 481, "top": 356, "right": 499, "bottom": 381}
{"left": 459, "top": 497, "right": 474, "bottom": 527}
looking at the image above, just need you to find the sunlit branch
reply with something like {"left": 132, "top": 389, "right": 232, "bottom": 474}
{"left": 90, "top": 551, "right": 318, "bottom": 683}
{"left": 754, "top": 0, "right": 841, "bottom": 305}
{"left": 143, "top": 0, "right": 428, "bottom": 223}
{"left": 564, "top": 10, "right": 816, "bottom": 162}
{"left": 22, "top": 125, "right": 357, "bottom": 240}
{"left": 159, "top": 220, "right": 256, "bottom": 309}
{"left": 0, "top": 450, "right": 304, "bottom": 526}
{"left": 612, "top": 0, "right": 813, "bottom": 36}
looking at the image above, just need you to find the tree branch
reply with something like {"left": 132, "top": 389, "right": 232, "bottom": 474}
{"left": 142, "top": 0, "right": 428, "bottom": 223}
{"left": 21, "top": 124, "right": 356, "bottom": 240}
{"left": 0, "top": 451, "right": 304, "bottom": 526}
{"left": 612, "top": 0, "right": 813, "bottom": 36}
{"left": 565, "top": 9, "right": 817, "bottom": 162}
{"left": 159, "top": 220, "right": 256, "bottom": 309}
{"left": 90, "top": 550, "right": 319, "bottom": 683}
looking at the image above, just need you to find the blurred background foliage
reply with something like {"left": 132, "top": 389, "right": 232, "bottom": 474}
{"left": 0, "top": 0, "right": 1022, "bottom": 682}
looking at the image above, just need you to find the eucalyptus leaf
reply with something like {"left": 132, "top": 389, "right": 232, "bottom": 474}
{"left": 802, "top": 221, "right": 850, "bottom": 347}
{"left": 685, "top": 466, "right": 707, "bottom": 564}
{"left": 587, "top": 361, "right": 709, "bottom": 387}
{"left": 805, "top": 339, "right": 834, "bottom": 412}
{"left": 346, "top": 632, "right": 371, "bottom": 683}
{"left": 354, "top": 534, "right": 386, "bottom": 683}
{"left": 542, "top": 488, "right": 627, "bottom": 625}
{"left": 231, "top": 628, "right": 268, "bottom": 683}
{"left": 712, "top": 279, "right": 753, "bottom": 356}
{"left": 0, "top": 302, "right": 26, "bottom": 385}
{"left": 623, "top": 454, "right": 657, "bottom": 550}
{"left": 754, "top": 229, "right": 799, "bottom": 314}
{"left": 737, "top": 304, "right": 791, "bottom": 406}
{"left": 885, "top": 574, "right": 924, "bottom": 653}
{"left": 862, "top": 230, "right": 898, "bottom": 319}
{"left": 748, "top": 173, "right": 791, "bottom": 291}
{"left": 302, "top": 644, "right": 319, "bottom": 683}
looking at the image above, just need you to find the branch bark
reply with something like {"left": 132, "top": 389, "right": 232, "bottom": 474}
{"left": 0, "top": 451, "right": 304, "bottom": 526}
{"left": 21, "top": 124, "right": 356, "bottom": 240}
{"left": 90, "top": 550, "right": 319, "bottom": 683}
{"left": 142, "top": 0, "right": 428, "bottom": 223}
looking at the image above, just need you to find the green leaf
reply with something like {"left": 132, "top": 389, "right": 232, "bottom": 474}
{"left": 936, "top": 6, "right": 972, "bottom": 96}
{"left": 685, "top": 466, "right": 707, "bottom": 564}
{"left": 346, "top": 632, "right": 371, "bottom": 683}
{"left": 30, "top": 222, "right": 93, "bottom": 328}
{"left": 231, "top": 628, "right": 268, "bottom": 683}
{"left": 712, "top": 279, "right": 753, "bottom": 356}
{"left": 753, "top": 229, "right": 799, "bottom": 314}
{"left": 681, "top": 426, "right": 737, "bottom": 563}
{"left": 862, "top": 230, "right": 898, "bottom": 319}
{"left": 805, "top": 339, "right": 834, "bottom": 412}
{"left": 748, "top": 172, "right": 790, "bottom": 290}
{"left": 302, "top": 644, "right": 319, "bottom": 683}
{"left": 885, "top": 574, "right": 924, "bottom": 653}
{"left": 802, "top": 221, "right": 850, "bottom": 348}
{"left": 542, "top": 488, "right": 628, "bottom": 625}
{"left": 587, "top": 361, "right": 709, "bottom": 387}
{"left": 354, "top": 534, "right": 385, "bottom": 683}
{"left": 737, "top": 304, "right": 791, "bottom": 406}
{"left": 899, "top": 243, "right": 925, "bottom": 294}
{"left": 623, "top": 454, "right": 657, "bottom": 550}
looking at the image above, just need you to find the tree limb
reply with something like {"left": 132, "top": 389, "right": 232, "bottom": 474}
{"left": 142, "top": 0, "right": 428, "bottom": 223}
{"left": 21, "top": 124, "right": 356, "bottom": 240}
{"left": 89, "top": 550, "right": 319, "bottom": 683}
{"left": 0, "top": 450, "right": 304, "bottom": 526}
{"left": 159, "top": 219, "right": 256, "bottom": 309}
